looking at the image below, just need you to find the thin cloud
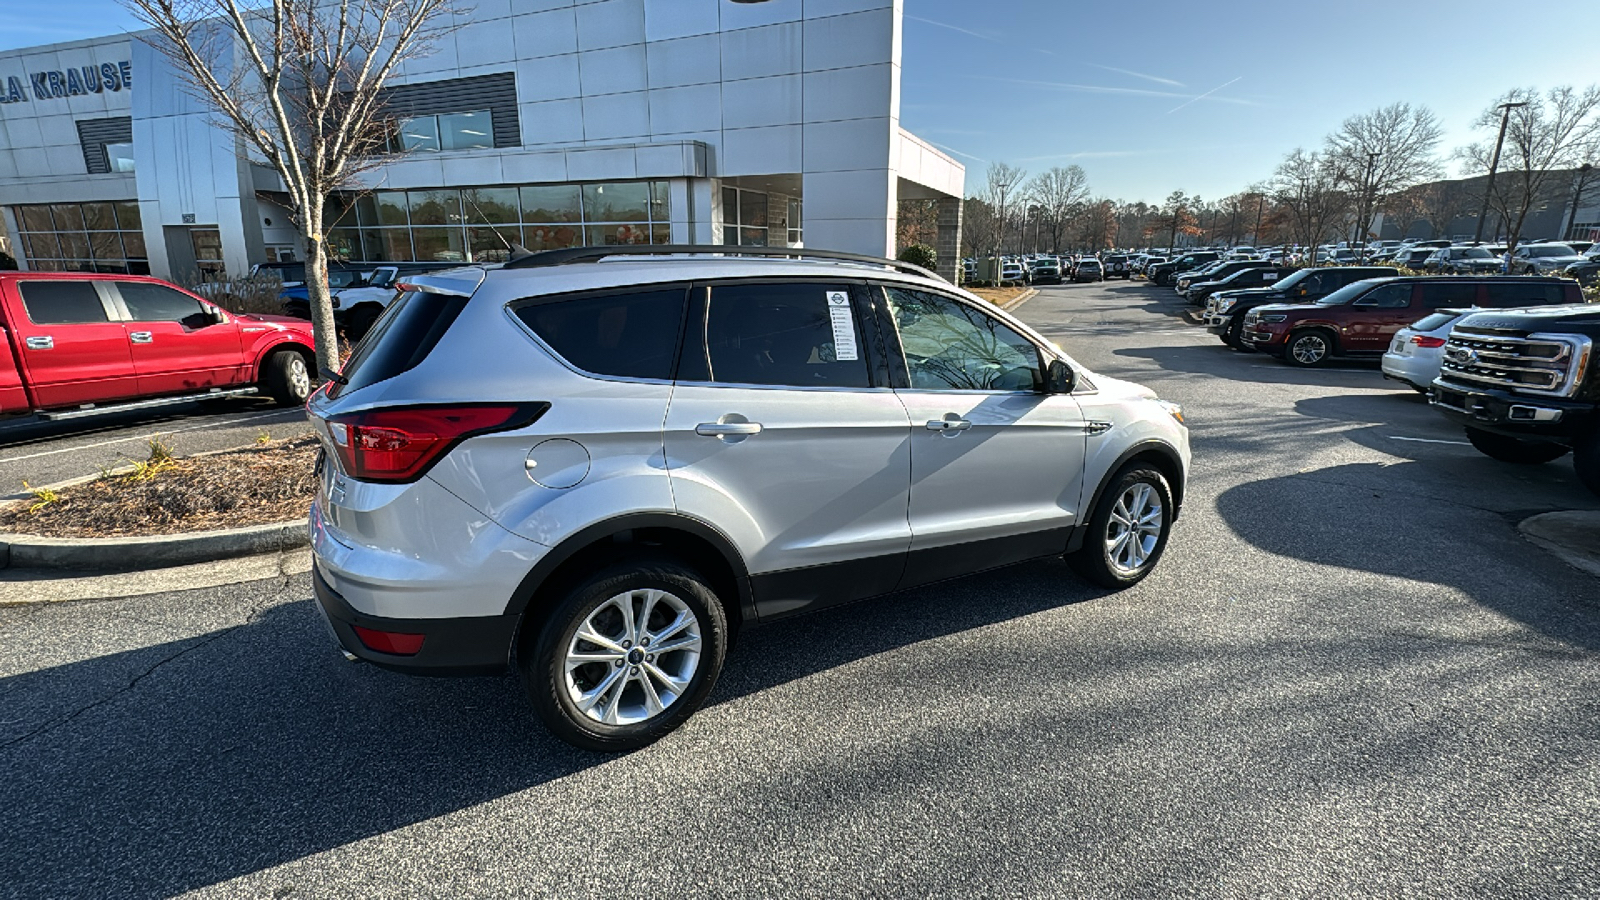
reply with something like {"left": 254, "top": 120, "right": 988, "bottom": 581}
{"left": 902, "top": 13, "right": 1002, "bottom": 43}
{"left": 927, "top": 141, "right": 988, "bottom": 163}
{"left": 979, "top": 75, "right": 1258, "bottom": 107}
{"left": 1083, "top": 62, "right": 1185, "bottom": 88}
{"left": 1168, "top": 77, "right": 1244, "bottom": 114}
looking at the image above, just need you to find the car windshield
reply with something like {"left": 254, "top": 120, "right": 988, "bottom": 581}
{"left": 1271, "top": 269, "right": 1313, "bottom": 289}
{"left": 1454, "top": 248, "right": 1493, "bottom": 259}
{"left": 1314, "top": 278, "right": 1391, "bottom": 305}
{"left": 1529, "top": 245, "right": 1576, "bottom": 257}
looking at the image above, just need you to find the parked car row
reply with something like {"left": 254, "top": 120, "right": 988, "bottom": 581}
{"left": 1149, "top": 254, "right": 1598, "bottom": 496}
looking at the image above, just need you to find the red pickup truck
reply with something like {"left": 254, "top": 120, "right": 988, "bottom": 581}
{"left": 0, "top": 272, "right": 315, "bottom": 420}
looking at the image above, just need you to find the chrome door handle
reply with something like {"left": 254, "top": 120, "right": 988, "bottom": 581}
{"left": 24, "top": 336, "right": 53, "bottom": 350}
{"left": 130, "top": 331, "right": 153, "bottom": 344}
{"left": 695, "top": 422, "right": 763, "bottom": 437}
{"left": 925, "top": 418, "right": 972, "bottom": 432}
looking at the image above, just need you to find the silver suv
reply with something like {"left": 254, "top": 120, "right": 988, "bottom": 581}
{"left": 307, "top": 247, "right": 1190, "bottom": 751}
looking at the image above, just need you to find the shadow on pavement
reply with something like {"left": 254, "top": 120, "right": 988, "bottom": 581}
{"left": 0, "top": 397, "right": 286, "bottom": 451}
{"left": 1114, "top": 343, "right": 1389, "bottom": 386}
{"left": 0, "top": 560, "right": 1098, "bottom": 898}
{"left": 1214, "top": 461, "right": 1600, "bottom": 645}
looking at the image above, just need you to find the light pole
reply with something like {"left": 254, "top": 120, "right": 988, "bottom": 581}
{"left": 1564, "top": 162, "right": 1594, "bottom": 241}
{"left": 1473, "top": 101, "right": 1528, "bottom": 244}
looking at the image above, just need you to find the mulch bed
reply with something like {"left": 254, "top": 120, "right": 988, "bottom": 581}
{"left": 0, "top": 435, "right": 320, "bottom": 538}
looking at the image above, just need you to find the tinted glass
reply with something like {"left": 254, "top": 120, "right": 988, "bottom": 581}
{"left": 1484, "top": 282, "right": 1566, "bottom": 307}
{"left": 438, "top": 111, "right": 493, "bottom": 151}
{"left": 408, "top": 190, "right": 460, "bottom": 227}
{"left": 119, "top": 282, "right": 207, "bottom": 323}
{"left": 82, "top": 202, "right": 117, "bottom": 231}
{"left": 1353, "top": 284, "right": 1412, "bottom": 308}
{"left": 1529, "top": 245, "right": 1575, "bottom": 257}
{"left": 1316, "top": 278, "right": 1391, "bottom": 305}
{"left": 51, "top": 204, "right": 86, "bottom": 231}
{"left": 706, "top": 283, "right": 870, "bottom": 388}
{"left": 1419, "top": 282, "right": 1480, "bottom": 309}
{"left": 397, "top": 115, "right": 440, "bottom": 152}
{"left": 521, "top": 185, "right": 581, "bottom": 223}
{"left": 113, "top": 201, "right": 141, "bottom": 229}
{"left": 19, "top": 281, "right": 108, "bottom": 324}
{"left": 583, "top": 183, "right": 649, "bottom": 222}
{"left": 337, "top": 291, "right": 469, "bottom": 395}
{"left": 887, "top": 287, "right": 1042, "bottom": 392}
{"left": 1411, "top": 312, "right": 1463, "bottom": 332}
{"left": 515, "top": 289, "right": 684, "bottom": 380}
{"left": 19, "top": 205, "right": 54, "bottom": 232}
{"left": 462, "top": 187, "right": 519, "bottom": 224}
{"left": 1454, "top": 248, "right": 1493, "bottom": 259}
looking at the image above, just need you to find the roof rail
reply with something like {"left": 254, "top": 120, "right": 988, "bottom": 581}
{"left": 501, "top": 244, "right": 941, "bottom": 281}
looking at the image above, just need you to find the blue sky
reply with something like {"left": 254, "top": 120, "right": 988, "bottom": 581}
{"left": 4, "top": 0, "right": 1596, "bottom": 205}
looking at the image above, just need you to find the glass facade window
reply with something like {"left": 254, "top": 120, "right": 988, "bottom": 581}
{"left": 389, "top": 111, "right": 493, "bottom": 153}
{"left": 325, "top": 181, "right": 672, "bottom": 264}
{"left": 104, "top": 142, "right": 135, "bottom": 172}
{"left": 9, "top": 201, "right": 149, "bottom": 273}
{"left": 722, "top": 185, "right": 797, "bottom": 247}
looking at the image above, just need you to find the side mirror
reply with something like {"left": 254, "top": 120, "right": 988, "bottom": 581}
{"left": 205, "top": 306, "right": 226, "bottom": 325}
{"left": 1045, "top": 359, "right": 1075, "bottom": 394}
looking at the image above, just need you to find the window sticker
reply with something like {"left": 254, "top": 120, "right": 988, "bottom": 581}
{"left": 826, "top": 290, "right": 859, "bottom": 361}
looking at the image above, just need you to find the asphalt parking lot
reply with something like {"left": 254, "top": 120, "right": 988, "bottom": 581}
{"left": 1, "top": 280, "right": 1597, "bottom": 898}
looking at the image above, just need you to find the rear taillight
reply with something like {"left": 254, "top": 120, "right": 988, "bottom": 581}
{"left": 325, "top": 403, "right": 547, "bottom": 483}
{"left": 1411, "top": 336, "right": 1446, "bottom": 348}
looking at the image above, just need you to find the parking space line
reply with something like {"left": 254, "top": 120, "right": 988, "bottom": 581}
{"left": 1386, "top": 435, "right": 1472, "bottom": 446}
{"left": 0, "top": 409, "right": 304, "bottom": 464}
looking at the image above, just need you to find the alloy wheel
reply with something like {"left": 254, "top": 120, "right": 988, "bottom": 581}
{"left": 564, "top": 588, "right": 703, "bottom": 726}
{"left": 1291, "top": 334, "right": 1328, "bottom": 365}
{"left": 1105, "top": 482, "right": 1163, "bottom": 574}
{"left": 288, "top": 355, "right": 312, "bottom": 398}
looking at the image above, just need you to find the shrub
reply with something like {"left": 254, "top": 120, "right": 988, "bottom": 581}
{"left": 898, "top": 244, "right": 937, "bottom": 271}
{"left": 178, "top": 270, "right": 285, "bottom": 316}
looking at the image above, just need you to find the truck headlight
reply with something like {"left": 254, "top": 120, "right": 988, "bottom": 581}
{"left": 1219, "top": 299, "right": 1237, "bottom": 311}
{"left": 1156, "top": 400, "right": 1185, "bottom": 425}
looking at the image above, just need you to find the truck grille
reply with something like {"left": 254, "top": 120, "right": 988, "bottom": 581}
{"left": 1438, "top": 332, "right": 1590, "bottom": 396}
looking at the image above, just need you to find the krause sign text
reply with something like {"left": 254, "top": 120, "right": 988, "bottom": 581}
{"left": 0, "top": 61, "right": 132, "bottom": 105}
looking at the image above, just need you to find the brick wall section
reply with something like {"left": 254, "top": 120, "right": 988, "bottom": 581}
{"left": 935, "top": 197, "right": 963, "bottom": 283}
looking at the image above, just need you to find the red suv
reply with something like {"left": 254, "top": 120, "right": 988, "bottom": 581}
{"left": 0, "top": 272, "right": 315, "bottom": 419}
{"left": 1242, "top": 276, "right": 1584, "bottom": 368}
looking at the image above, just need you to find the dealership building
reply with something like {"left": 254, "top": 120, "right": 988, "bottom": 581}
{"left": 0, "top": 0, "right": 966, "bottom": 284}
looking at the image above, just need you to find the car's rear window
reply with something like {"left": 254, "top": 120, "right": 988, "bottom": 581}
{"left": 1411, "top": 312, "right": 1464, "bottom": 332}
{"left": 514, "top": 287, "right": 686, "bottom": 380}
{"left": 335, "top": 290, "right": 469, "bottom": 395}
{"left": 18, "top": 281, "right": 108, "bottom": 325}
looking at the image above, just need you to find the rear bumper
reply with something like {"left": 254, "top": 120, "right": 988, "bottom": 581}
{"left": 314, "top": 564, "right": 519, "bottom": 675}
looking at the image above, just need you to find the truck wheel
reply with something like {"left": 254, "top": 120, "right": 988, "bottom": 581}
{"left": 1224, "top": 317, "right": 1255, "bottom": 352}
{"left": 1465, "top": 426, "right": 1570, "bottom": 464}
{"left": 525, "top": 557, "right": 728, "bottom": 752}
{"left": 1574, "top": 428, "right": 1600, "bottom": 497}
{"left": 345, "top": 305, "right": 381, "bottom": 343}
{"left": 262, "top": 350, "right": 313, "bottom": 406}
{"left": 1283, "top": 329, "right": 1335, "bottom": 367}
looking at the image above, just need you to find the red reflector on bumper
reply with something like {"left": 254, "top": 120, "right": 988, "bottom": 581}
{"left": 352, "top": 625, "right": 426, "bottom": 656}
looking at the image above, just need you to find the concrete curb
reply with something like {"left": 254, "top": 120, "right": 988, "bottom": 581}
{"left": 0, "top": 520, "right": 309, "bottom": 571}
{"left": 1519, "top": 511, "right": 1600, "bottom": 580}
{"left": 1002, "top": 288, "right": 1039, "bottom": 312}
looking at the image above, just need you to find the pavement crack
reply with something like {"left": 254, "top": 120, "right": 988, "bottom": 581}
{"left": 0, "top": 590, "right": 285, "bottom": 752}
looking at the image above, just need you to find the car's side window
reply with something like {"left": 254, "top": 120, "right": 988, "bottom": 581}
{"left": 1353, "top": 284, "right": 1412, "bottom": 308}
{"left": 1419, "top": 282, "right": 1480, "bottom": 309}
{"left": 703, "top": 282, "right": 870, "bottom": 389}
{"left": 118, "top": 282, "right": 210, "bottom": 326}
{"left": 884, "top": 287, "right": 1042, "bottom": 392}
{"left": 17, "top": 281, "right": 110, "bottom": 325}
{"left": 514, "top": 287, "right": 686, "bottom": 381}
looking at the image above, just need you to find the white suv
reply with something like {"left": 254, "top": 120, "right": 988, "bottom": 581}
{"left": 307, "top": 247, "right": 1190, "bottom": 751}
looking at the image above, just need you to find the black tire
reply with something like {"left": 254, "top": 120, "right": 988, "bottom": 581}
{"left": 1573, "top": 428, "right": 1600, "bottom": 497}
{"left": 344, "top": 305, "right": 382, "bottom": 343}
{"left": 1223, "top": 316, "right": 1256, "bottom": 352}
{"left": 1465, "top": 426, "right": 1571, "bottom": 464}
{"left": 1283, "top": 329, "right": 1335, "bottom": 368}
{"left": 261, "top": 349, "right": 312, "bottom": 406}
{"left": 525, "top": 558, "right": 728, "bottom": 752}
{"left": 1067, "top": 464, "right": 1174, "bottom": 589}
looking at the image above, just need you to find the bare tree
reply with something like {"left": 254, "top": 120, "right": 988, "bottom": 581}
{"left": 1269, "top": 149, "right": 1352, "bottom": 263}
{"left": 896, "top": 199, "right": 939, "bottom": 252}
{"left": 1458, "top": 86, "right": 1600, "bottom": 254}
{"left": 125, "top": 0, "right": 459, "bottom": 374}
{"left": 960, "top": 197, "right": 999, "bottom": 260}
{"left": 1325, "top": 103, "right": 1444, "bottom": 248}
{"left": 1407, "top": 179, "right": 1475, "bottom": 240}
{"left": 1025, "top": 165, "right": 1090, "bottom": 254}
{"left": 985, "top": 162, "right": 1027, "bottom": 255}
